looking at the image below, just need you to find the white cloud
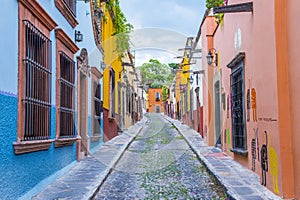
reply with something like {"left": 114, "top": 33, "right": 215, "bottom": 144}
{"left": 120, "top": 0, "right": 206, "bottom": 68}
{"left": 130, "top": 28, "right": 187, "bottom": 55}
{"left": 134, "top": 49, "right": 178, "bottom": 67}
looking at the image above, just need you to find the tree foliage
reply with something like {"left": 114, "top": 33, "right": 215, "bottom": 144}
{"left": 139, "top": 59, "right": 174, "bottom": 89}
{"left": 206, "top": 0, "right": 225, "bottom": 25}
{"left": 162, "top": 85, "right": 169, "bottom": 102}
{"left": 206, "top": 0, "right": 224, "bottom": 9}
{"left": 106, "top": 0, "right": 133, "bottom": 58}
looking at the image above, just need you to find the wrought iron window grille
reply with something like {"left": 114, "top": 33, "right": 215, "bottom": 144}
{"left": 59, "top": 51, "right": 76, "bottom": 138}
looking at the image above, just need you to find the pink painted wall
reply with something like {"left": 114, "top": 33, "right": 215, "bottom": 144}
{"left": 287, "top": 0, "right": 300, "bottom": 198}
{"left": 212, "top": 0, "right": 283, "bottom": 196}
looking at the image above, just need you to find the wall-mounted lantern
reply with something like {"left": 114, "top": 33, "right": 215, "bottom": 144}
{"left": 75, "top": 30, "right": 83, "bottom": 42}
{"left": 206, "top": 48, "right": 218, "bottom": 66}
{"left": 122, "top": 62, "right": 134, "bottom": 71}
{"left": 123, "top": 73, "right": 128, "bottom": 82}
{"left": 189, "top": 75, "right": 194, "bottom": 84}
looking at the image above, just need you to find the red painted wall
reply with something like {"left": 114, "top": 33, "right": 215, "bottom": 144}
{"left": 103, "top": 108, "right": 118, "bottom": 142}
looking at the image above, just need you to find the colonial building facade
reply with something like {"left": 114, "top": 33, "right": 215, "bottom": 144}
{"left": 0, "top": 0, "right": 104, "bottom": 198}
{"left": 200, "top": 0, "right": 300, "bottom": 198}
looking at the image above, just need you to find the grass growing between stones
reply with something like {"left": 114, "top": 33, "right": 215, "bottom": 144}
{"left": 140, "top": 152, "right": 190, "bottom": 199}
{"left": 175, "top": 135, "right": 184, "bottom": 140}
{"left": 127, "top": 114, "right": 227, "bottom": 199}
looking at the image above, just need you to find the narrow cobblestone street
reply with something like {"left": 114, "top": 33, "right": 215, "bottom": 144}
{"left": 33, "top": 113, "right": 282, "bottom": 200}
{"left": 95, "top": 113, "right": 226, "bottom": 199}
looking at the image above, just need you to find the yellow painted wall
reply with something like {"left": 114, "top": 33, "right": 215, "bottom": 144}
{"left": 101, "top": 2, "right": 122, "bottom": 112}
{"left": 175, "top": 70, "right": 182, "bottom": 103}
{"left": 182, "top": 57, "right": 190, "bottom": 111}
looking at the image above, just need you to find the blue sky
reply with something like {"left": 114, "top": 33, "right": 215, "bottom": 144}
{"left": 120, "top": 0, "right": 206, "bottom": 66}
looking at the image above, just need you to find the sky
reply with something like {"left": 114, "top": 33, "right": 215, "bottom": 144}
{"left": 119, "top": 0, "right": 206, "bottom": 67}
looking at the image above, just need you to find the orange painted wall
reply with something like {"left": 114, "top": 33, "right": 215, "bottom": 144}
{"left": 148, "top": 88, "right": 164, "bottom": 113}
{"left": 201, "top": 15, "right": 218, "bottom": 146}
{"left": 287, "top": 0, "right": 300, "bottom": 198}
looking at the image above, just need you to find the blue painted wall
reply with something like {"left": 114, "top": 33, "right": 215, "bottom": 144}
{"left": 0, "top": 0, "right": 18, "bottom": 94}
{"left": 0, "top": 93, "right": 76, "bottom": 199}
{"left": 76, "top": 1, "right": 104, "bottom": 152}
{"left": 0, "top": 1, "right": 104, "bottom": 198}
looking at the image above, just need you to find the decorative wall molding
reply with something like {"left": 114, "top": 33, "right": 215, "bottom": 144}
{"left": 227, "top": 52, "right": 245, "bottom": 69}
{"left": 55, "top": 0, "right": 78, "bottom": 28}
{"left": 91, "top": 67, "right": 103, "bottom": 79}
{"left": 213, "top": 2, "right": 253, "bottom": 14}
{"left": 77, "top": 48, "right": 90, "bottom": 76}
{"left": 55, "top": 28, "right": 79, "bottom": 54}
{"left": 19, "top": 0, "right": 57, "bottom": 31}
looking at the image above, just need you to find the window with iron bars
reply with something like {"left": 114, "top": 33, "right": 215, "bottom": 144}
{"left": 63, "top": 0, "right": 76, "bottom": 16}
{"left": 155, "top": 92, "right": 160, "bottom": 101}
{"left": 94, "top": 82, "right": 102, "bottom": 136}
{"left": 126, "top": 86, "right": 130, "bottom": 113}
{"left": 110, "top": 70, "right": 115, "bottom": 117}
{"left": 185, "top": 89, "right": 188, "bottom": 114}
{"left": 59, "top": 51, "right": 76, "bottom": 138}
{"left": 230, "top": 61, "right": 247, "bottom": 150}
{"left": 22, "top": 20, "right": 52, "bottom": 141}
{"left": 190, "top": 88, "right": 194, "bottom": 121}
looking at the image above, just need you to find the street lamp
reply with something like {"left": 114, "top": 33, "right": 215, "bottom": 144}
{"left": 122, "top": 62, "right": 134, "bottom": 71}
{"left": 189, "top": 75, "right": 194, "bottom": 84}
{"left": 123, "top": 73, "right": 128, "bottom": 82}
{"left": 75, "top": 30, "right": 83, "bottom": 42}
{"left": 206, "top": 48, "right": 218, "bottom": 66}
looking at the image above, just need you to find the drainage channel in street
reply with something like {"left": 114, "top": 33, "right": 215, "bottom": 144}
{"left": 95, "top": 113, "right": 227, "bottom": 199}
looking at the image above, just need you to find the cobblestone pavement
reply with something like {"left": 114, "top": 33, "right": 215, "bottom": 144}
{"left": 164, "top": 115, "right": 282, "bottom": 200}
{"left": 32, "top": 117, "right": 146, "bottom": 200}
{"left": 95, "top": 113, "right": 226, "bottom": 199}
{"left": 33, "top": 113, "right": 282, "bottom": 200}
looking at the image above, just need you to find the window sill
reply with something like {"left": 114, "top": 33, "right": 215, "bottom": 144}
{"left": 13, "top": 139, "right": 54, "bottom": 155}
{"left": 230, "top": 148, "right": 248, "bottom": 157}
{"left": 91, "top": 135, "right": 101, "bottom": 142}
{"left": 54, "top": 137, "right": 77, "bottom": 148}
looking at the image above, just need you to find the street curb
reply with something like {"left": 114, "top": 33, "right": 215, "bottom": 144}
{"left": 88, "top": 117, "right": 148, "bottom": 200}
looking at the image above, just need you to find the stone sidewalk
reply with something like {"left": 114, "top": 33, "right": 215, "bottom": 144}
{"left": 164, "top": 116, "right": 282, "bottom": 200}
{"left": 32, "top": 117, "right": 147, "bottom": 200}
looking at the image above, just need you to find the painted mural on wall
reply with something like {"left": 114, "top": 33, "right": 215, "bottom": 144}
{"left": 251, "top": 128, "right": 259, "bottom": 172}
{"left": 226, "top": 95, "right": 229, "bottom": 119}
{"left": 251, "top": 138, "right": 256, "bottom": 171}
{"left": 266, "top": 131, "right": 280, "bottom": 194}
{"left": 260, "top": 131, "right": 268, "bottom": 186}
{"left": 258, "top": 130, "right": 279, "bottom": 194}
{"left": 227, "top": 129, "right": 231, "bottom": 153}
{"left": 247, "top": 88, "right": 250, "bottom": 122}
{"left": 251, "top": 88, "right": 257, "bottom": 121}
{"left": 254, "top": 128, "right": 259, "bottom": 162}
